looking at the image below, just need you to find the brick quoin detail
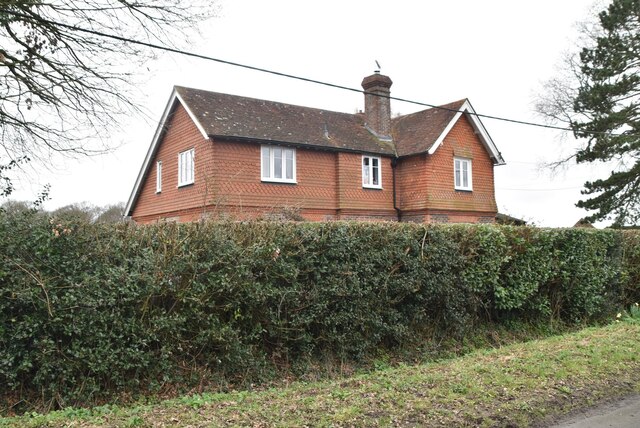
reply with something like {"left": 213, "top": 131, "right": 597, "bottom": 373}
{"left": 131, "top": 106, "right": 498, "bottom": 224}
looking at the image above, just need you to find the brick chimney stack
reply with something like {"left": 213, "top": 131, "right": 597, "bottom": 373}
{"left": 361, "top": 71, "right": 393, "bottom": 140}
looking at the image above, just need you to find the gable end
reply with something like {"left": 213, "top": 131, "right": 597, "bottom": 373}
{"left": 124, "top": 89, "right": 209, "bottom": 217}
{"left": 427, "top": 100, "right": 505, "bottom": 166}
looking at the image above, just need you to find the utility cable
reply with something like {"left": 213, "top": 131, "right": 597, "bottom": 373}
{"left": 0, "top": 8, "right": 635, "bottom": 137}
{"left": 497, "top": 186, "right": 581, "bottom": 191}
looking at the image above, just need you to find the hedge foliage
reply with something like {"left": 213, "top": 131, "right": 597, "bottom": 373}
{"left": 0, "top": 212, "right": 638, "bottom": 410}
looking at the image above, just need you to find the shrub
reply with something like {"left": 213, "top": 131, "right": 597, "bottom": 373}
{"left": 0, "top": 211, "right": 637, "bottom": 412}
{"left": 621, "top": 231, "right": 640, "bottom": 306}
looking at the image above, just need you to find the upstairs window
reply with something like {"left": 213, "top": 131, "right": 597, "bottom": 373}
{"left": 454, "top": 157, "right": 472, "bottom": 191}
{"left": 156, "top": 160, "right": 162, "bottom": 193}
{"left": 178, "top": 148, "right": 194, "bottom": 187}
{"left": 362, "top": 155, "right": 381, "bottom": 188}
{"left": 261, "top": 145, "right": 296, "bottom": 183}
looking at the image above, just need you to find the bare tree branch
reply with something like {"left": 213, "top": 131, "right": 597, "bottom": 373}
{"left": 535, "top": 0, "right": 640, "bottom": 225}
{"left": 0, "top": 1, "right": 216, "bottom": 196}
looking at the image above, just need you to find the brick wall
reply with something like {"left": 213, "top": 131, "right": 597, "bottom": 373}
{"left": 396, "top": 153, "right": 429, "bottom": 211}
{"left": 131, "top": 103, "right": 397, "bottom": 223}
{"left": 336, "top": 152, "right": 395, "bottom": 212}
{"left": 131, "top": 103, "right": 213, "bottom": 221}
{"left": 427, "top": 210, "right": 496, "bottom": 224}
{"left": 210, "top": 141, "right": 338, "bottom": 211}
{"left": 393, "top": 114, "right": 498, "bottom": 223}
{"left": 131, "top": 104, "right": 497, "bottom": 224}
{"left": 423, "top": 114, "right": 497, "bottom": 214}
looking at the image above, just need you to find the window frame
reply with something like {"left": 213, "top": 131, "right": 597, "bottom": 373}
{"left": 362, "top": 155, "right": 382, "bottom": 189}
{"left": 156, "top": 160, "right": 162, "bottom": 193}
{"left": 260, "top": 145, "right": 297, "bottom": 184}
{"left": 178, "top": 148, "right": 195, "bottom": 187}
{"left": 454, "top": 157, "right": 473, "bottom": 191}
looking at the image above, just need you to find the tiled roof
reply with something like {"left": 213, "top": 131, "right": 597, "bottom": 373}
{"left": 176, "top": 87, "right": 481, "bottom": 159}
{"left": 391, "top": 100, "right": 466, "bottom": 157}
{"left": 125, "top": 86, "right": 501, "bottom": 217}
{"left": 175, "top": 86, "right": 396, "bottom": 156}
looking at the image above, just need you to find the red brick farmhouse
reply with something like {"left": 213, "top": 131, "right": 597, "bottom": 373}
{"left": 124, "top": 72, "right": 505, "bottom": 223}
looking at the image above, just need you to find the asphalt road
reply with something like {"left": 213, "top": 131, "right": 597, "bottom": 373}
{"left": 548, "top": 395, "right": 640, "bottom": 427}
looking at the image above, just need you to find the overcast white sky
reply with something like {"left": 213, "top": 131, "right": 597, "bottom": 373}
{"left": 9, "top": 0, "right": 612, "bottom": 227}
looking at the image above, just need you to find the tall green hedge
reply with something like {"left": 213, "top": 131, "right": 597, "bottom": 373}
{"left": 0, "top": 212, "right": 637, "bottom": 410}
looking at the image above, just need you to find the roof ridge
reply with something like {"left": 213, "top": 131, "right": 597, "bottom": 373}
{"left": 175, "top": 85, "right": 361, "bottom": 120}
{"left": 393, "top": 98, "right": 468, "bottom": 121}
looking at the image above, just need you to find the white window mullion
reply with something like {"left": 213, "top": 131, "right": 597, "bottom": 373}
{"left": 189, "top": 150, "right": 194, "bottom": 183}
{"left": 284, "top": 148, "right": 295, "bottom": 182}
{"left": 270, "top": 149, "right": 275, "bottom": 180}
{"left": 372, "top": 157, "right": 379, "bottom": 186}
{"left": 362, "top": 155, "right": 382, "bottom": 189}
{"left": 291, "top": 149, "right": 296, "bottom": 181}
{"left": 178, "top": 148, "right": 195, "bottom": 187}
{"left": 454, "top": 157, "right": 472, "bottom": 191}
{"left": 462, "top": 162, "right": 468, "bottom": 188}
{"left": 261, "top": 146, "right": 270, "bottom": 178}
{"left": 182, "top": 153, "right": 186, "bottom": 184}
{"left": 156, "top": 161, "right": 162, "bottom": 193}
{"left": 261, "top": 145, "right": 296, "bottom": 183}
{"left": 185, "top": 151, "right": 189, "bottom": 184}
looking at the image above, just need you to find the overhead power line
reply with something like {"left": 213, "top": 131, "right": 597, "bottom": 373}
{"left": 0, "top": 8, "right": 634, "bottom": 137}
{"left": 497, "top": 186, "right": 580, "bottom": 191}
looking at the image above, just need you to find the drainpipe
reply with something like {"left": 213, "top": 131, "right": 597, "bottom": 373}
{"left": 391, "top": 158, "right": 401, "bottom": 222}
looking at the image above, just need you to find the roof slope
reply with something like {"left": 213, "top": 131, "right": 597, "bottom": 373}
{"left": 176, "top": 87, "right": 503, "bottom": 164}
{"left": 175, "top": 86, "right": 395, "bottom": 155}
{"left": 391, "top": 100, "right": 466, "bottom": 157}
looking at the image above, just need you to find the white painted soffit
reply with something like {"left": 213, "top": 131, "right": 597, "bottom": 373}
{"left": 427, "top": 99, "right": 505, "bottom": 165}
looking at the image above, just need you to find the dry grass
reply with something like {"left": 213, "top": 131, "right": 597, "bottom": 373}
{"left": 2, "top": 321, "right": 639, "bottom": 427}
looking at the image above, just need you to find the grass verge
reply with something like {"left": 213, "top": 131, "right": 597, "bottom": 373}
{"left": 2, "top": 321, "right": 639, "bottom": 427}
